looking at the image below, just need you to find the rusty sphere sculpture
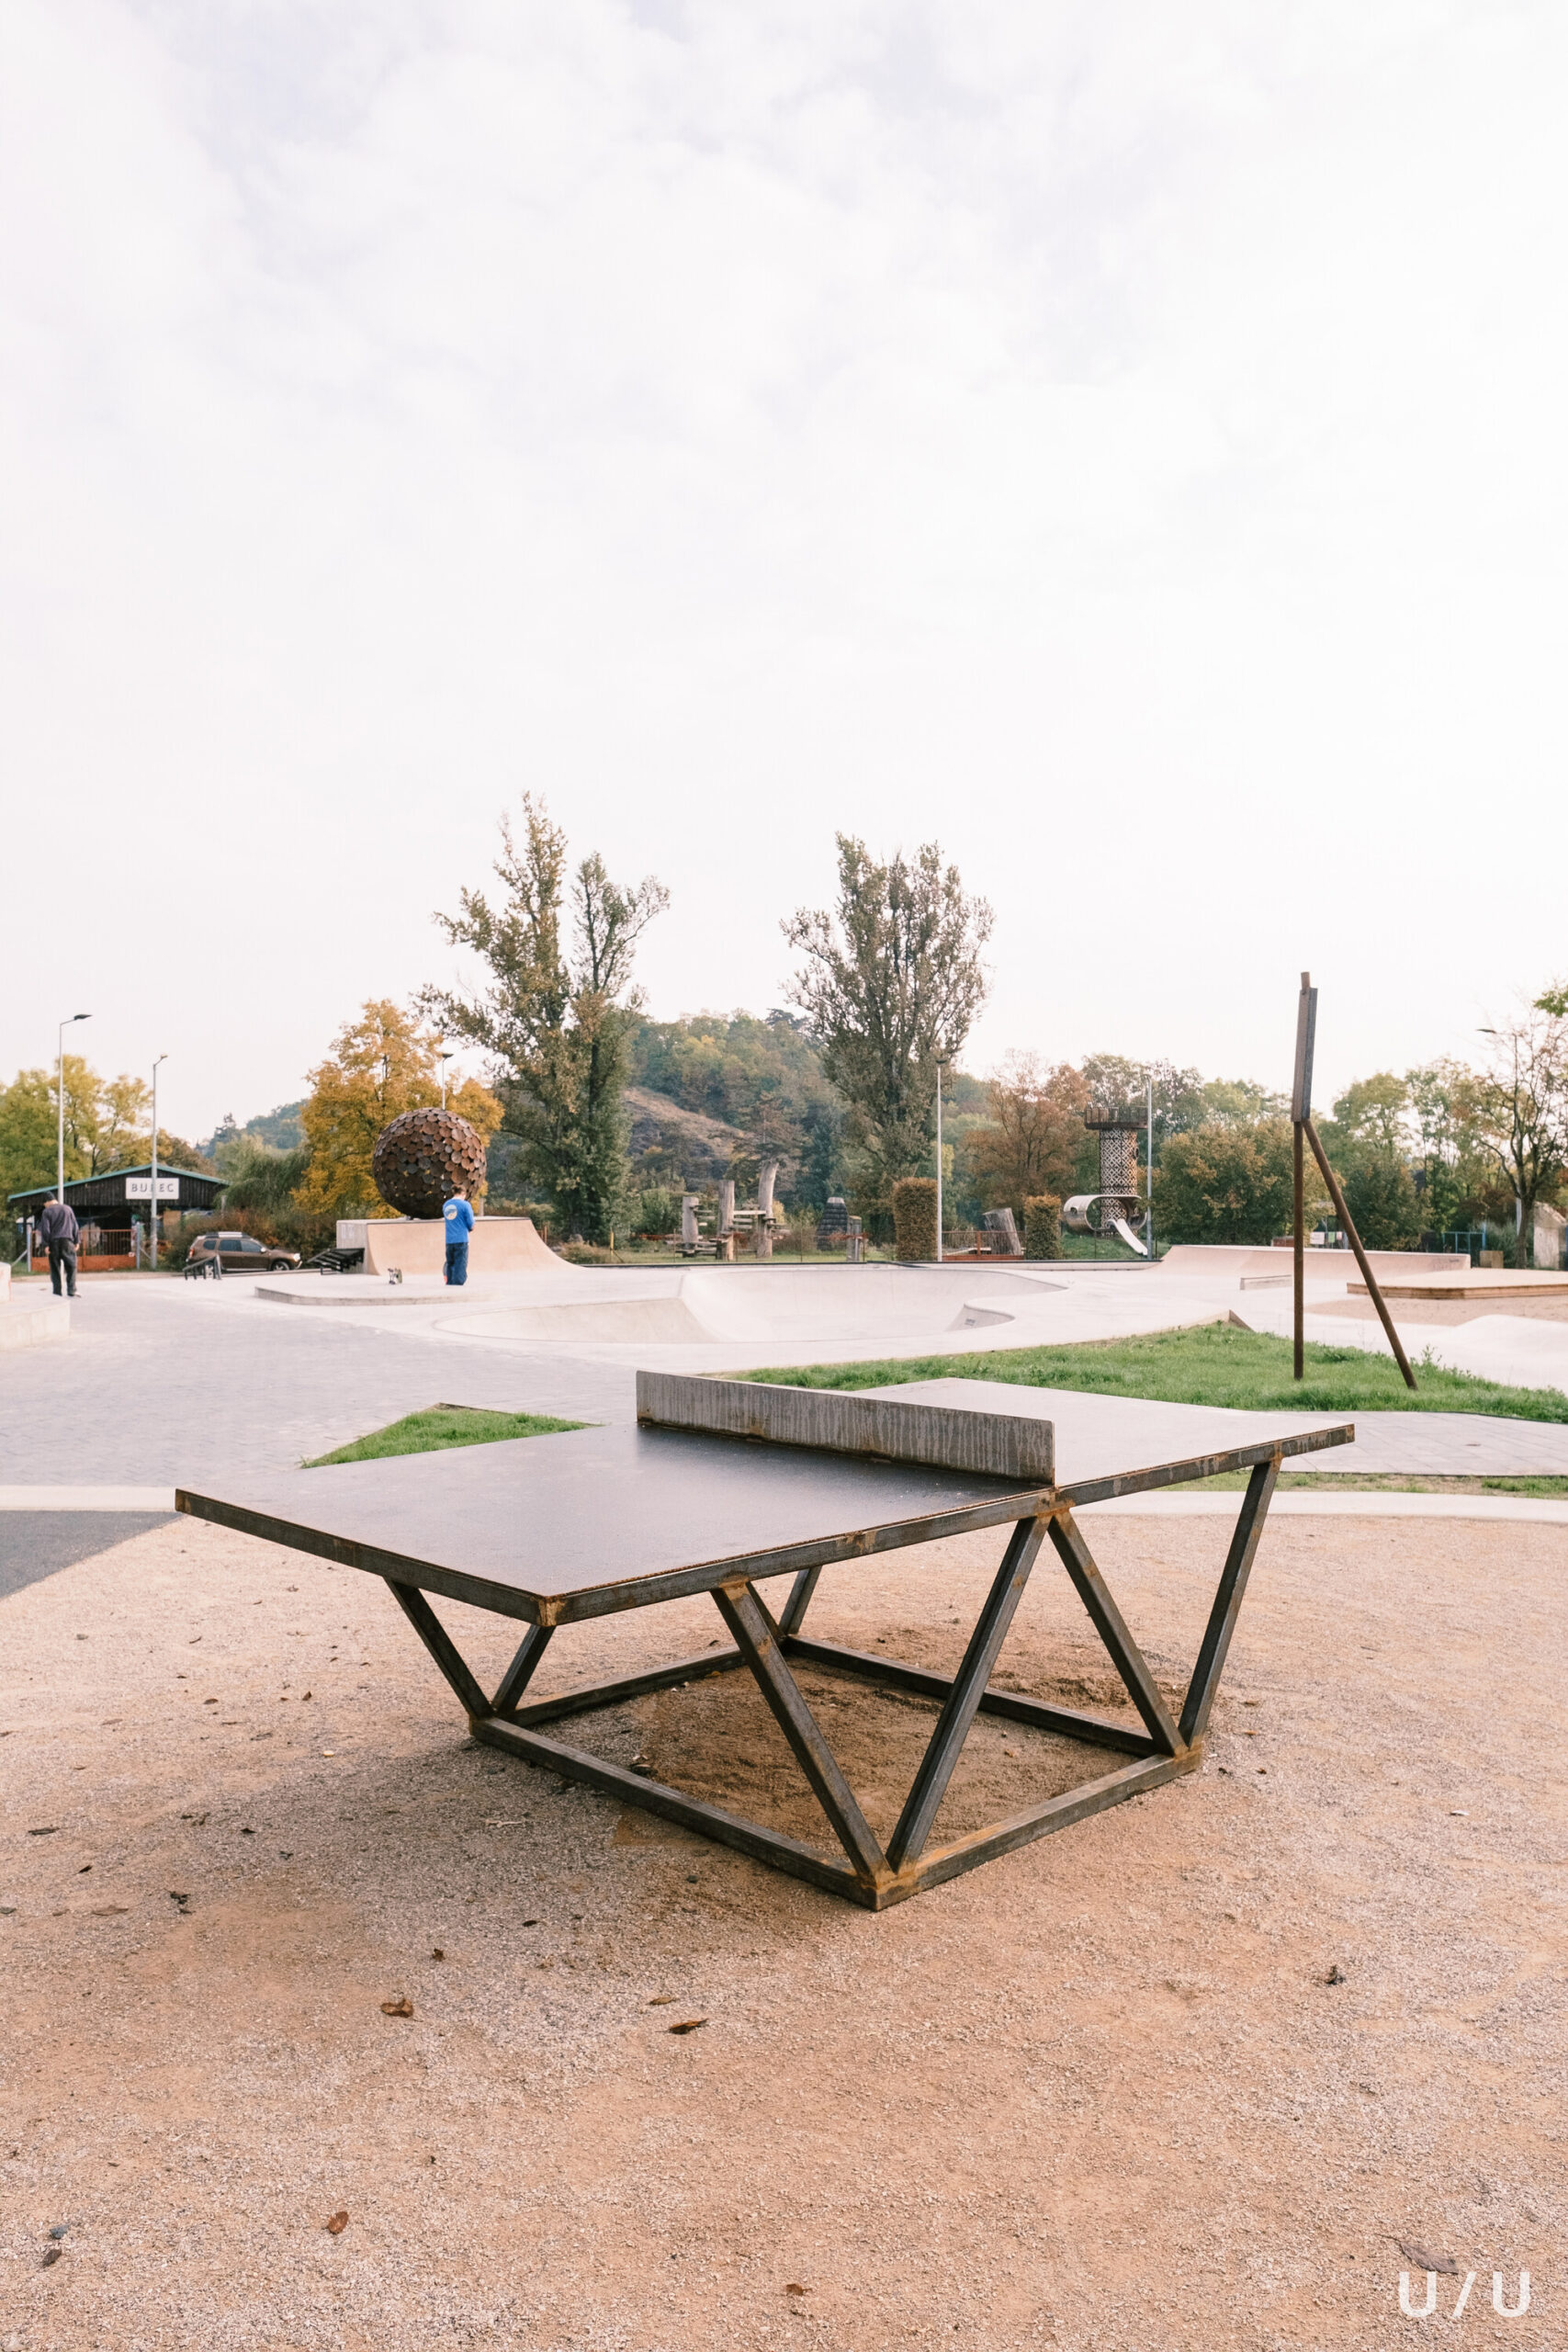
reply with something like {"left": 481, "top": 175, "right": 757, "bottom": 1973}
{"left": 371, "top": 1107, "right": 488, "bottom": 1220}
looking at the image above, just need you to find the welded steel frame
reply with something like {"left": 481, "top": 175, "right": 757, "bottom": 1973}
{"left": 384, "top": 1446, "right": 1297, "bottom": 1911}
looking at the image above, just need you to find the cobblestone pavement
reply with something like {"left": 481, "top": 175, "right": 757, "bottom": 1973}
{"left": 2, "top": 1277, "right": 636, "bottom": 1486}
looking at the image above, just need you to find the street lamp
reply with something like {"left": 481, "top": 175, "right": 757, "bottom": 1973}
{"left": 150, "top": 1054, "right": 167, "bottom": 1270}
{"left": 438, "top": 1051, "right": 456, "bottom": 1110}
{"left": 934, "top": 1061, "right": 945, "bottom": 1264}
{"left": 57, "top": 1013, "right": 90, "bottom": 1203}
{"left": 1145, "top": 1068, "right": 1155, "bottom": 1257}
{"left": 1478, "top": 1027, "right": 1524, "bottom": 1250}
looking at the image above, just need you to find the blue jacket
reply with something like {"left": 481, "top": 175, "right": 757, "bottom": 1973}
{"left": 443, "top": 1196, "right": 474, "bottom": 1244}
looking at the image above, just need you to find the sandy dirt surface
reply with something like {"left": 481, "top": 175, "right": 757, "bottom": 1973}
{"left": 2, "top": 1510, "right": 1564, "bottom": 2351}
{"left": 1313, "top": 1292, "right": 1568, "bottom": 1328}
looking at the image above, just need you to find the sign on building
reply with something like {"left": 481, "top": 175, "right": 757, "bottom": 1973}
{"left": 124, "top": 1177, "right": 180, "bottom": 1200}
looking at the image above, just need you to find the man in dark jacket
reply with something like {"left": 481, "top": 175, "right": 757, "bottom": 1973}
{"left": 38, "top": 1196, "right": 81, "bottom": 1298}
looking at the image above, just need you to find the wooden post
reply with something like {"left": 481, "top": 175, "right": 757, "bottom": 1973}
{"left": 1303, "top": 1117, "right": 1417, "bottom": 1391}
{"left": 1292, "top": 1123, "right": 1304, "bottom": 1379}
{"left": 1291, "top": 974, "right": 1316, "bottom": 1381}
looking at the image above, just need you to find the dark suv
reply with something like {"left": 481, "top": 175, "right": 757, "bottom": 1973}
{"left": 185, "top": 1231, "right": 301, "bottom": 1277}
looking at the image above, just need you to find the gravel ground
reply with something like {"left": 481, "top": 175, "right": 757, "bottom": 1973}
{"left": 2, "top": 1510, "right": 1564, "bottom": 2350}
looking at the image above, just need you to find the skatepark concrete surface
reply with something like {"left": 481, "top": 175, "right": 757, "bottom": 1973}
{"left": 259, "top": 1259, "right": 1070, "bottom": 1348}
{"left": 254, "top": 1245, "right": 1568, "bottom": 1400}
{"left": 444, "top": 1262, "right": 1066, "bottom": 1348}
{"left": 254, "top": 1254, "right": 1258, "bottom": 1366}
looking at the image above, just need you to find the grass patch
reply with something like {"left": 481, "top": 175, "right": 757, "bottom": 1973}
{"left": 738, "top": 1320, "right": 1568, "bottom": 1422}
{"left": 304, "top": 1403, "right": 589, "bottom": 1468}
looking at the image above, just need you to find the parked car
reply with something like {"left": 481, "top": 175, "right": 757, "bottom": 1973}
{"left": 184, "top": 1231, "right": 300, "bottom": 1277}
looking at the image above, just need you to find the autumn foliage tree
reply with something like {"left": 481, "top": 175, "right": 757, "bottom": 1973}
{"left": 294, "top": 1001, "right": 502, "bottom": 1223}
{"left": 422, "top": 797, "right": 668, "bottom": 1243}
{"left": 964, "top": 1054, "right": 1090, "bottom": 1216}
{"left": 0, "top": 1058, "right": 208, "bottom": 1203}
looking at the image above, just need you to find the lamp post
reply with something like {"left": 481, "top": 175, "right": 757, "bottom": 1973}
{"left": 1145, "top": 1068, "right": 1155, "bottom": 1257}
{"left": 934, "top": 1061, "right": 945, "bottom": 1264}
{"left": 57, "top": 1012, "right": 90, "bottom": 1203}
{"left": 439, "top": 1051, "right": 456, "bottom": 1109}
{"left": 150, "top": 1054, "right": 167, "bottom": 1270}
{"left": 1478, "top": 1027, "right": 1524, "bottom": 1256}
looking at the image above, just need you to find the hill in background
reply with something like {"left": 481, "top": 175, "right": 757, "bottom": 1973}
{"left": 200, "top": 1101, "right": 306, "bottom": 1159}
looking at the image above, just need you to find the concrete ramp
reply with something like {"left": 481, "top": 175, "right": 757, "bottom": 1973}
{"left": 355, "top": 1216, "right": 563, "bottom": 1278}
{"left": 443, "top": 1265, "right": 1066, "bottom": 1349}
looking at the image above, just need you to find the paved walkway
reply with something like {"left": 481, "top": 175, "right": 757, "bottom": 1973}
{"left": 1, "top": 1277, "right": 637, "bottom": 1485}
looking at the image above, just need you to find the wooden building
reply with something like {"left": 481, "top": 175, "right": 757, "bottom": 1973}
{"left": 10, "top": 1163, "right": 228, "bottom": 1269}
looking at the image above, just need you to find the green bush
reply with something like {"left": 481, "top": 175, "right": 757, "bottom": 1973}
{"left": 892, "top": 1176, "right": 939, "bottom": 1261}
{"left": 1023, "top": 1194, "right": 1060, "bottom": 1257}
{"left": 1151, "top": 1120, "right": 1293, "bottom": 1246}
{"left": 1341, "top": 1155, "right": 1423, "bottom": 1250}
{"left": 635, "top": 1187, "right": 677, "bottom": 1236}
{"left": 1023, "top": 1195, "right": 1061, "bottom": 1259}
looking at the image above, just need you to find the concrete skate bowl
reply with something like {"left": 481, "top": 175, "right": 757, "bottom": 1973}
{"left": 440, "top": 1265, "right": 1064, "bottom": 1349}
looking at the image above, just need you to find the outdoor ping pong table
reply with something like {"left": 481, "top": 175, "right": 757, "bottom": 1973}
{"left": 176, "top": 1372, "right": 1353, "bottom": 1909}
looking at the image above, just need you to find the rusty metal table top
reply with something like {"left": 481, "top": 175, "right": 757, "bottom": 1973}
{"left": 177, "top": 1392, "right": 1351, "bottom": 1628}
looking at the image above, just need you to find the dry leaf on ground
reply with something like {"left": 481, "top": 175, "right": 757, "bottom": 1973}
{"left": 1398, "top": 2241, "right": 1458, "bottom": 2277}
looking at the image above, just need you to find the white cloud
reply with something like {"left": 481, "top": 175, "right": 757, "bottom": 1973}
{"left": 4, "top": 0, "right": 1567, "bottom": 1135}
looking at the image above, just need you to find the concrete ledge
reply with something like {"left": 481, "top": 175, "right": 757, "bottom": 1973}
{"left": 0, "top": 1296, "right": 71, "bottom": 1350}
{"left": 1160, "top": 1244, "right": 1468, "bottom": 1281}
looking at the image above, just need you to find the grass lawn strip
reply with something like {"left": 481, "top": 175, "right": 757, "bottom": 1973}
{"left": 738, "top": 1320, "right": 1568, "bottom": 1423}
{"left": 305, "top": 1402, "right": 589, "bottom": 1468}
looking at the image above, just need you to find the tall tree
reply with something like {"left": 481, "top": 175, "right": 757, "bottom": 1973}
{"left": 1151, "top": 1119, "right": 1303, "bottom": 1246}
{"left": 1451, "top": 1008, "right": 1568, "bottom": 1262}
{"left": 964, "top": 1054, "right": 1090, "bottom": 1215}
{"left": 1405, "top": 1057, "right": 1490, "bottom": 1236}
{"left": 0, "top": 1057, "right": 201, "bottom": 1204}
{"left": 294, "top": 1000, "right": 502, "bottom": 1223}
{"left": 422, "top": 797, "right": 668, "bottom": 1242}
{"left": 784, "top": 836, "right": 991, "bottom": 1207}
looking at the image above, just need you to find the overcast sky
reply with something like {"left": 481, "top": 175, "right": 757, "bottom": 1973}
{"left": 6, "top": 1, "right": 1566, "bottom": 1142}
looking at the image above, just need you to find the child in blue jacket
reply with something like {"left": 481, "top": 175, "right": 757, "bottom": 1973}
{"left": 443, "top": 1187, "right": 474, "bottom": 1284}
